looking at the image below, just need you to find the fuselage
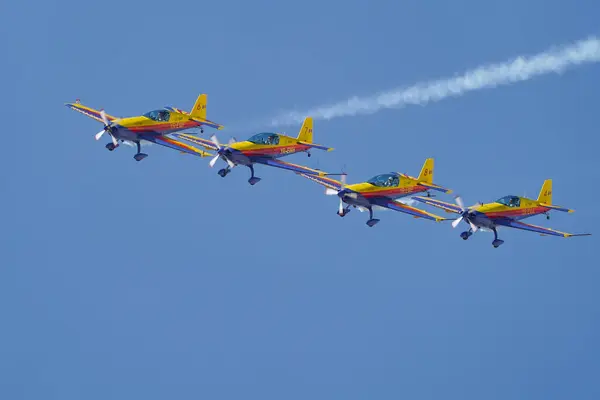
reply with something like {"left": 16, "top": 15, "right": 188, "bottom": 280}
{"left": 219, "top": 135, "right": 311, "bottom": 166}
{"left": 109, "top": 114, "right": 203, "bottom": 141}
{"left": 466, "top": 196, "right": 551, "bottom": 229}
{"left": 341, "top": 173, "right": 428, "bottom": 208}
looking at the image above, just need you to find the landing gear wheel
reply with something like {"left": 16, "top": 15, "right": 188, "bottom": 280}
{"left": 218, "top": 168, "right": 230, "bottom": 177}
{"left": 366, "top": 218, "right": 380, "bottom": 227}
{"left": 460, "top": 231, "right": 471, "bottom": 240}
{"left": 134, "top": 153, "right": 148, "bottom": 162}
{"left": 248, "top": 177, "right": 262, "bottom": 185}
{"left": 337, "top": 208, "right": 350, "bottom": 217}
{"left": 492, "top": 239, "right": 504, "bottom": 248}
{"left": 106, "top": 143, "right": 117, "bottom": 151}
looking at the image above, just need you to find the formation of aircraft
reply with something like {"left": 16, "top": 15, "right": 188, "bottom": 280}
{"left": 66, "top": 94, "right": 591, "bottom": 247}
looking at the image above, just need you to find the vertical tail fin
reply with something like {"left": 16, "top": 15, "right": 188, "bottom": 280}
{"left": 417, "top": 158, "right": 434, "bottom": 184}
{"left": 537, "top": 179, "right": 553, "bottom": 204}
{"left": 190, "top": 94, "right": 207, "bottom": 120}
{"left": 414, "top": 158, "right": 452, "bottom": 193}
{"left": 296, "top": 117, "right": 313, "bottom": 143}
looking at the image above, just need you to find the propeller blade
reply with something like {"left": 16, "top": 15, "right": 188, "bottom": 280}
{"left": 209, "top": 154, "right": 220, "bottom": 168}
{"left": 210, "top": 135, "right": 221, "bottom": 149}
{"left": 325, "top": 188, "right": 338, "bottom": 196}
{"left": 95, "top": 129, "right": 105, "bottom": 140}
{"left": 455, "top": 196, "right": 465, "bottom": 210}
{"left": 451, "top": 216, "right": 463, "bottom": 228}
{"left": 469, "top": 221, "right": 479, "bottom": 233}
{"left": 228, "top": 137, "right": 235, "bottom": 145}
{"left": 100, "top": 109, "right": 109, "bottom": 126}
{"left": 340, "top": 173, "right": 347, "bottom": 188}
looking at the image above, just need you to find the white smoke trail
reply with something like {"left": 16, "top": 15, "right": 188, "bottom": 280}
{"left": 269, "top": 36, "right": 600, "bottom": 127}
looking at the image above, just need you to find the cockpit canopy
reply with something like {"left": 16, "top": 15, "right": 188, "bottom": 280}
{"left": 367, "top": 173, "right": 400, "bottom": 187}
{"left": 247, "top": 132, "right": 280, "bottom": 145}
{"left": 496, "top": 195, "right": 521, "bottom": 208}
{"left": 143, "top": 109, "right": 171, "bottom": 122}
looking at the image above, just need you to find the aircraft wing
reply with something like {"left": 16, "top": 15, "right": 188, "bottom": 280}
{"left": 254, "top": 158, "right": 327, "bottom": 176}
{"left": 297, "top": 173, "right": 343, "bottom": 191}
{"left": 171, "top": 133, "right": 219, "bottom": 151}
{"left": 375, "top": 199, "right": 449, "bottom": 222}
{"left": 139, "top": 134, "right": 213, "bottom": 157}
{"left": 65, "top": 102, "right": 117, "bottom": 123}
{"left": 412, "top": 196, "right": 462, "bottom": 214}
{"left": 494, "top": 219, "right": 591, "bottom": 238}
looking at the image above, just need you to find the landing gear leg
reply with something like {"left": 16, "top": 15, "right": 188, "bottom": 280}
{"left": 366, "top": 207, "right": 380, "bottom": 227}
{"left": 492, "top": 227, "right": 504, "bottom": 248}
{"left": 134, "top": 141, "right": 148, "bottom": 161}
{"left": 248, "top": 164, "right": 261, "bottom": 185}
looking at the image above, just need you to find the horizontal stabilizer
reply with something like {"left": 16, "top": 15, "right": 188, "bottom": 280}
{"left": 190, "top": 117, "right": 224, "bottom": 130}
{"left": 539, "top": 203, "right": 574, "bottom": 213}
{"left": 418, "top": 182, "right": 452, "bottom": 194}
{"left": 297, "top": 141, "right": 334, "bottom": 151}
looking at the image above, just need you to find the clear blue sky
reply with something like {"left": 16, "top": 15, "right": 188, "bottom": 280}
{"left": 1, "top": 1, "right": 599, "bottom": 399}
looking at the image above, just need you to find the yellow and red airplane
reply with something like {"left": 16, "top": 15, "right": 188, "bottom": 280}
{"left": 412, "top": 179, "right": 591, "bottom": 247}
{"left": 65, "top": 94, "right": 223, "bottom": 161}
{"left": 297, "top": 158, "right": 452, "bottom": 226}
{"left": 172, "top": 117, "right": 333, "bottom": 185}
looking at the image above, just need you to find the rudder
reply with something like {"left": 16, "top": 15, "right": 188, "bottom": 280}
{"left": 537, "top": 179, "right": 553, "bottom": 204}
{"left": 417, "top": 158, "right": 434, "bottom": 184}
{"left": 296, "top": 117, "right": 313, "bottom": 143}
{"left": 190, "top": 94, "right": 207, "bottom": 120}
